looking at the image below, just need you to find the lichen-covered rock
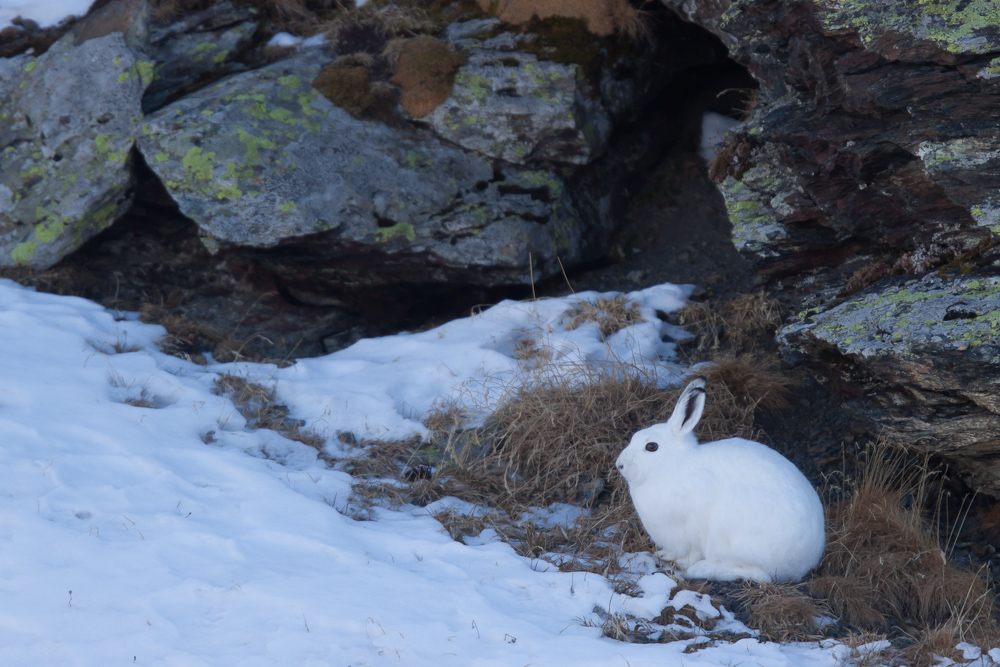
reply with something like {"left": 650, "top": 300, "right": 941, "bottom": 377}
{"left": 137, "top": 51, "right": 600, "bottom": 302}
{"left": 667, "top": 0, "right": 1000, "bottom": 303}
{"left": 426, "top": 34, "right": 610, "bottom": 165}
{"left": 780, "top": 265, "right": 1000, "bottom": 492}
{"left": 142, "top": 1, "right": 258, "bottom": 113}
{"left": 662, "top": 0, "right": 1000, "bottom": 483}
{"left": 0, "top": 32, "right": 149, "bottom": 269}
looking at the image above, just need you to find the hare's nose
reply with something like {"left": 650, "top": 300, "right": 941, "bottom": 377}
{"left": 616, "top": 462, "right": 624, "bottom": 471}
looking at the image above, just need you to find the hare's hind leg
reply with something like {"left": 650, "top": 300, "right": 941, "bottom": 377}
{"left": 683, "top": 559, "right": 773, "bottom": 583}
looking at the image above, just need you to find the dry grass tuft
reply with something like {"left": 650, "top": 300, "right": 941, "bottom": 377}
{"left": 483, "top": 363, "right": 673, "bottom": 510}
{"left": 812, "top": 443, "right": 999, "bottom": 662}
{"left": 564, "top": 295, "right": 644, "bottom": 340}
{"left": 732, "top": 582, "right": 831, "bottom": 642}
{"left": 676, "top": 291, "right": 784, "bottom": 354}
{"left": 215, "top": 373, "right": 327, "bottom": 454}
{"left": 139, "top": 303, "right": 247, "bottom": 364}
{"left": 698, "top": 352, "right": 795, "bottom": 418}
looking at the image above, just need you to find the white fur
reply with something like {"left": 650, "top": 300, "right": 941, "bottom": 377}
{"left": 615, "top": 377, "right": 825, "bottom": 583}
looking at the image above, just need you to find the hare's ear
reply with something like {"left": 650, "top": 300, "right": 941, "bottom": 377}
{"left": 669, "top": 377, "right": 706, "bottom": 437}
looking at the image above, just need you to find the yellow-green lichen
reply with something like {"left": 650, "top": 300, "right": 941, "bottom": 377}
{"left": 813, "top": 0, "right": 1000, "bottom": 55}
{"left": 182, "top": 147, "right": 215, "bottom": 182}
{"left": 10, "top": 241, "right": 37, "bottom": 264}
{"left": 375, "top": 222, "right": 416, "bottom": 242}
{"left": 237, "top": 129, "right": 276, "bottom": 164}
{"left": 188, "top": 42, "right": 218, "bottom": 63}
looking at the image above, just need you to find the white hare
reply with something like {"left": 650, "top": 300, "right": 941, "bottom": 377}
{"left": 615, "top": 377, "right": 825, "bottom": 583}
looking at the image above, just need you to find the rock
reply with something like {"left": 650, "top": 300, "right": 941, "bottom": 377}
{"left": 664, "top": 0, "right": 1000, "bottom": 487}
{"left": 426, "top": 19, "right": 614, "bottom": 166}
{"left": 73, "top": 0, "right": 150, "bottom": 51}
{"left": 136, "top": 50, "right": 597, "bottom": 304}
{"left": 780, "top": 264, "right": 1000, "bottom": 493}
{"left": 142, "top": 1, "right": 259, "bottom": 113}
{"left": 681, "top": 0, "right": 1000, "bottom": 305}
{"left": 0, "top": 32, "right": 150, "bottom": 269}
{"left": 425, "top": 37, "right": 611, "bottom": 166}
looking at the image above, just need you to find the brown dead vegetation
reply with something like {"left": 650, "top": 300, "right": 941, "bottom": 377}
{"left": 215, "top": 373, "right": 328, "bottom": 455}
{"left": 564, "top": 294, "right": 644, "bottom": 340}
{"left": 675, "top": 291, "right": 784, "bottom": 354}
{"left": 312, "top": 61, "right": 397, "bottom": 119}
{"left": 476, "top": 0, "right": 637, "bottom": 37}
{"left": 391, "top": 36, "right": 466, "bottom": 117}
{"left": 813, "top": 443, "right": 999, "bottom": 664}
{"left": 731, "top": 582, "right": 830, "bottom": 642}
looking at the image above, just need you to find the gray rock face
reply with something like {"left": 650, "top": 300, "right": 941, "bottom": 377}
{"left": 137, "top": 51, "right": 596, "bottom": 302}
{"left": 143, "top": 2, "right": 259, "bottom": 113}
{"left": 780, "top": 267, "right": 1000, "bottom": 492}
{"left": 0, "top": 33, "right": 149, "bottom": 269}
{"left": 427, "top": 26, "right": 610, "bottom": 166}
{"left": 663, "top": 0, "right": 1000, "bottom": 488}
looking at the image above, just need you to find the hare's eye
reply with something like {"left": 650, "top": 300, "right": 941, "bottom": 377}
{"left": 645, "top": 442, "right": 659, "bottom": 452}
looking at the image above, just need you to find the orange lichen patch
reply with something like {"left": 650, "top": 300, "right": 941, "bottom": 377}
{"left": 476, "top": 0, "right": 636, "bottom": 37}
{"left": 391, "top": 36, "right": 467, "bottom": 118}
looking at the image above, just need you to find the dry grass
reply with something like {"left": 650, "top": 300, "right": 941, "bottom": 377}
{"left": 676, "top": 291, "right": 784, "bottom": 354}
{"left": 139, "top": 303, "right": 247, "bottom": 364}
{"left": 731, "top": 582, "right": 831, "bottom": 642}
{"left": 215, "top": 373, "right": 328, "bottom": 456}
{"left": 564, "top": 295, "right": 644, "bottom": 340}
{"left": 697, "top": 352, "right": 795, "bottom": 418}
{"left": 482, "top": 362, "right": 674, "bottom": 508}
{"left": 812, "top": 443, "right": 999, "bottom": 663}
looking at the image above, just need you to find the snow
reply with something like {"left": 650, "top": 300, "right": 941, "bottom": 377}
{"left": 700, "top": 112, "right": 741, "bottom": 163}
{"left": 0, "top": 277, "right": 859, "bottom": 666}
{"left": 0, "top": 0, "right": 90, "bottom": 29}
{"left": 266, "top": 32, "right": 328, "bottom": 50}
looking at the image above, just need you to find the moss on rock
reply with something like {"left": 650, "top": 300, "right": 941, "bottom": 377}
{"left": 391, "top": 36, "right": 467, "bottom": 118}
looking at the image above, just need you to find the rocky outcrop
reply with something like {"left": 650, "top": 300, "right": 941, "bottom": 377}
{"left": 136, "top": 49, "right": 597, "bottom": 304}
{"left": 0, "top": 32, "right": 149, "bottom": 268}
{"left": 427, "top": 19, "right": 610, "bottom": 165}
{"left": 135, "top": 11, "right": 723, "bottom": 306}
{"left": 142, "top": 1, "right": 259, "bottom": 113}
{"left": 781, "top": 263, "right": 1000, "bottom": 492}
{"left": 666, "top": 0, "right": 1000, "bottom": 488}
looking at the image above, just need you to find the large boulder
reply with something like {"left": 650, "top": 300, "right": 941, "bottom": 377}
{"left": 665, "top": 0, "right": 1000, "bottom": 487}
{"left": 780, "top": 264, "right": 1000, "bottom": 492}
{"left": 426, "top": 19, "right": 611, "bottom": 166}
{"left": 142, "top": 1, "right": 259, "bottom": 113}
{"left": 136, "top": 50, "right": 598, "bottom": 304}
{"left": 0, "top": 32, "right": 150, "bottom": 268}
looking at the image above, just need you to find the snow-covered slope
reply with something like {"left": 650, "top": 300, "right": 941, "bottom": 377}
{"left": 0, "top": 278, "right": 851, "bottom": 666}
